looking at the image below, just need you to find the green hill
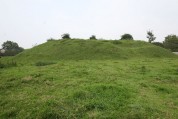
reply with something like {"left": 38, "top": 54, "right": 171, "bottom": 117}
{"left": 11, "top": 39, "right": 176, "bottom": 63}
{"left": 1, "top": 39, "right": 178, "bottom": 119}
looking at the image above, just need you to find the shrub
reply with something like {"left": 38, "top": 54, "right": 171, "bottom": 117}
{"left": 147, "top": 31, "right": 156, "bottom": 43}
{"left": 152, "top": 42, "right": 164, "bottom": 48}
{"left": 121, "top": 34, "right": 134, "bottom": 40}
{"left": 89, "top": 35, "right": 97, "bottom": 40}
{"left": 61, "top": 33, "right": 71, "bottom": 39}
{"left": 163, "top": 35, "right": 178, "bottom": 52}
{"left": 0, "top": 41, "right": 24, "bottom": 56}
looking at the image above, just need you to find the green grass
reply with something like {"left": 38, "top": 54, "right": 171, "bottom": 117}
{"left": 0, "top": 39, "right": 178, "bottom": 118}
{"left": 6, "top": 39, "right": 176, "bottom": 64}
{"left": 0, "top": 59, "right": 178, "bottom": 118}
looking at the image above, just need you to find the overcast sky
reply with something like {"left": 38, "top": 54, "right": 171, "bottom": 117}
{"left": 0, "top": 0, "right": 178, "bottom": 48}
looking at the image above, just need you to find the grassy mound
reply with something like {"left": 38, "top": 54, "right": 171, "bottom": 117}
{"left": 6, "top": 39, "right": 176, "bottom": 63}
{"left": 0, "top": 39, "right": 178, "bottom": 118}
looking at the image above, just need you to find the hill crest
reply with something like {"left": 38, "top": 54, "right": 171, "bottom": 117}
{"left": 10, "top": 39, "right": 176, "bottom": 62}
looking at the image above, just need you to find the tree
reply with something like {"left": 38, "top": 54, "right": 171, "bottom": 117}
{"left": 61, "top": 33, "right": 71, "bottom": 39}
{"left": 0, "top": 41, "right": 24, "bottom": 56}
{"left": 163, "top": 35, "right": 178, "bottom": 52}
{"left": 147, "top": 31, "right": 156, "bottom": 43}
{"left": 89, "top": 35, "right": 97, "bottom": 40}
{"left": 2, "top": 41, "right": 19, "bottom": 50}
{"left": 121, "top": 34, "right": 133, "bottom": 40}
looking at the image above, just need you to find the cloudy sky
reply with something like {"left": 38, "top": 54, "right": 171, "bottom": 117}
{"left": 0, "top": 0, "right": 178, "bottom": 48}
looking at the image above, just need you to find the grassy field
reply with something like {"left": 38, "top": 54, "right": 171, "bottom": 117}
{"left": 0, "top": 40, "right": 178, "bottom": 118}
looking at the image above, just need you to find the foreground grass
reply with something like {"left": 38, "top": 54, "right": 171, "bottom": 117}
{"left": 0, "top": 58, "right": 178, "bottom": 118}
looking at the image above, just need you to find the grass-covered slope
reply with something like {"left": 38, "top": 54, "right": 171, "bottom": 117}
{"left": 13, "top": 39, "right": 176, "bottom": 63}
{"left": 1, "top": 59, "right": 178, "bottom": 118}
{"left": 0, "top": 40, "right": 178, "bottom": 118}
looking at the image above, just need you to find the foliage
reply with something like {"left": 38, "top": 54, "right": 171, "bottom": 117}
{"left": 147, "top": 31, "right": 156, "bottom": 43}
{"left": 2, "top": 41, "right": 19, "bottom": 50}
{"left": 61, "top": 33, "right": 71, "bottom": 39}
{"left": 120, "top": 34, "right": 134, "bottom": 40}
{"left": 152, "top": 42, "right": 164, "bottom": 48}
{"left": 0, "top": 41, "right": 24, "bottom": 56}
{"left": 89, "top": 35, "right": 97, "bottom": 40}
{"left": 163, "top": 35, "right": 178, "bottom": 52}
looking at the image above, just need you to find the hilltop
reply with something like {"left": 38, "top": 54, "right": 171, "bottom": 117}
{"left": 8, "top": 39, "right": 176, "bottom": 63}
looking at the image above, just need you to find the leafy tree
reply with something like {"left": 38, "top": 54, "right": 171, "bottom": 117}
{"left": 147, "top": 31, "right": 156, "bottom": 43}
{"left": 0, "top": 41, "right": 24, "bottom": 56}
{"left": 89, "top": 35, "right": 97, "bottom": 40}
{"left": 163, "top": 35, "right": 178, "bottom": 52}
{"left": 61, "top": 33, "right": 71, "bottom": 39}
{"left": 2, "top": 41, "right": 19, "bottom": 50}
{"left": 121, "top": 34, "right": 133, "bottom": 40}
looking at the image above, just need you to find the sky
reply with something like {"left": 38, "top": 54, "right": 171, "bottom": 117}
{"left": 0, "top": 0, "right": 178, "bottom": 48}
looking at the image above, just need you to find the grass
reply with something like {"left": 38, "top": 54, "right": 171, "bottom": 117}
{"left": 0, "top": 59, "right": 178, "bottom": 118}
{"left": 8, "top": 39, "right": 176, "bottom": 64}
{"left": 0, "top": 39, "right": 178, "bottom": 118}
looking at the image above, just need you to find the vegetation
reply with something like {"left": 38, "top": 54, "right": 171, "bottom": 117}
{"left": 0, "top": 58, "right": 178, "bottom": 118}
{"left": 0, "top": 39, "right": 178, "bottom": 118}
{"left": 0, "top": 41, "right": 24, "bottom": 56}
{"left": 147, "top": 31, "right": 156, "bottom": 43}
{"left": 163, "top": 35, "right": 178, "bottom": 52}
{"left": 152, "top": 42, "right": 164, "bottom": 48}
{"left": 8, "top": 40, "right": 176, "bottom": 64}
{"left": 61, "top": 33, "right": 71, "bottom": 39}
{"left": 89, "top": 35, "right": 97, "bottom": 40}
{"left": 121, "top": 34, "right": 134, "bottom": 40}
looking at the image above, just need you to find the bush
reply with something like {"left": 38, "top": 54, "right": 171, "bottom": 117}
{"left": 0, "top": 41, "right": 24, "bottom": 56}
{"left": 152, "top": 42, "right": 164, "bottom": 48}
{"left": 121, "top": 34, "right": 134, "bottom": 40}
{"left": 163, "top": 35, "right": 178, "bottom": 52}
{"left": 147, "top": 31, "right": 156, "bottom": 43}
{"left": 89, "top": 35, "right": 97, "bottom": 40}
{"left": 61, "top": 33, "right": 71, "bottom": 39}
